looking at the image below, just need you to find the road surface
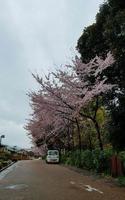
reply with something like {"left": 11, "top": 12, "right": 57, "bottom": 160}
{"left": 0, "top": 160, "right": 125, "bottom": 200}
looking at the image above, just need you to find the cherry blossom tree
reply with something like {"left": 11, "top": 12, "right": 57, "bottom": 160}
{"left": 25, "top": 91, "right": 74, "bottom": 150}
{"left": 25, "top": 52, "right": 115, "bottom": 151}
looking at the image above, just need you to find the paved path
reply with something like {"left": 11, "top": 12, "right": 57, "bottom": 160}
{"left": 0, "top": 160, "right": 125, "bottom": 200}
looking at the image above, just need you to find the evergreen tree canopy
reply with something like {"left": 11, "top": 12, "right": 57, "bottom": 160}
{"left": 77, "top": 0, "right": 125, "bottom": 150}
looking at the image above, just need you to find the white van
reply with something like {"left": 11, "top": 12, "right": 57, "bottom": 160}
{"left": 46, "top": 150, "right": 59, "bottom": 163}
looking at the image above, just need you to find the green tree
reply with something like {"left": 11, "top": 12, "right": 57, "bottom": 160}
{"left": 77, "top": 0, "right": 125, "bottom": 150}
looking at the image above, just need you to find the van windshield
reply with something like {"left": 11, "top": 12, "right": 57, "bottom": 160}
{"left": 48, "top": 150, "right": 59, "bottom": 156}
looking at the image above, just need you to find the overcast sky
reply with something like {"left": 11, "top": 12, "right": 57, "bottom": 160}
{"left": 0, "top": 0, "right": 104, "bottom": 148}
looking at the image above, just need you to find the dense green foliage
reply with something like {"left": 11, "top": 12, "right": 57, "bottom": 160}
{"left": 117, "top": 176, "right": 125, "bottom": 187}
{"left": 77, "top": 0, "right": 125, "bottom": 150}
{"left": 61, "top": 148, "right": 114, "bottom": 173}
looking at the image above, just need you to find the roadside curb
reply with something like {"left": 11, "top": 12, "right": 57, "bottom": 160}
{"left": 0, "top": 161, "right": 16, "bottom": 173}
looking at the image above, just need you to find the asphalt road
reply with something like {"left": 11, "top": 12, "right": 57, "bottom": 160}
{"left": 0, "top": 160, "right": 125, "bottom": 200}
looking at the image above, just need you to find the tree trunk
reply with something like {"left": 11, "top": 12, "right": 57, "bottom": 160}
{"left": 67, "top": 126, "right": 71, "bottom": 151}
{"left": 93, "top": 97, "right": 103, "bottom": 151}
{"left": 75, "top": 118, "right": 82, "bottom": 167}
{"left": 93, "top": 119, "right": 103, "bottom": 151}
{"left": 71, "top": 128, "right": 75, "bottom": 151}
{"left": 75, "top": 118, "right": 82, "bottom": 152}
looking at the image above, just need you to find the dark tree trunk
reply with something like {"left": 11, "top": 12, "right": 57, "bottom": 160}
{"left": 93, "top": 119, "right": 103, "bottom": 151}
{"left": 75, "top": 118, "right": 82, "bottom": 167}
{"left": 93, "top": 97, "right": 103, "bottom": 151}
{"left": 75, "top": 118, "right": 82, "bottom": 152}
{"left": 79, "top": 97, "right": 103, "bottom": 151}
{"left": 67, "top": 126, "right": 71, "bottom": 151}
{"left": 71, "top": 128, "right": 75, "bottom": 151}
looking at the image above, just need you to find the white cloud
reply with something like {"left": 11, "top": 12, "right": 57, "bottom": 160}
{"left": 0, "top": 119, "right": 31, "bottom": 148}
{"left": 0, "top": 0, "right": 104, "bottom": 148}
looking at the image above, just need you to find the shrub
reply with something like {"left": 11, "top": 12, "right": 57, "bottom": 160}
{"left": 117, "top": 176, "right": 125, "bottom": 187}
{"left": 92, "top": 149, "right": 100, "bottom": 171}
{"left": 72, "top": 150, "right": 81, "bottom": 167}
{"left": 60, "top": 151, "right": 70, "bottom": 164}
{"left": 60, "top": 148, "right": 113, "bottom": 174}
{"left": 81, "top": 150, "right": 94, "bottom": 169}
{"left": 118, "top": 151, "right": 125, "bottom": 162}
